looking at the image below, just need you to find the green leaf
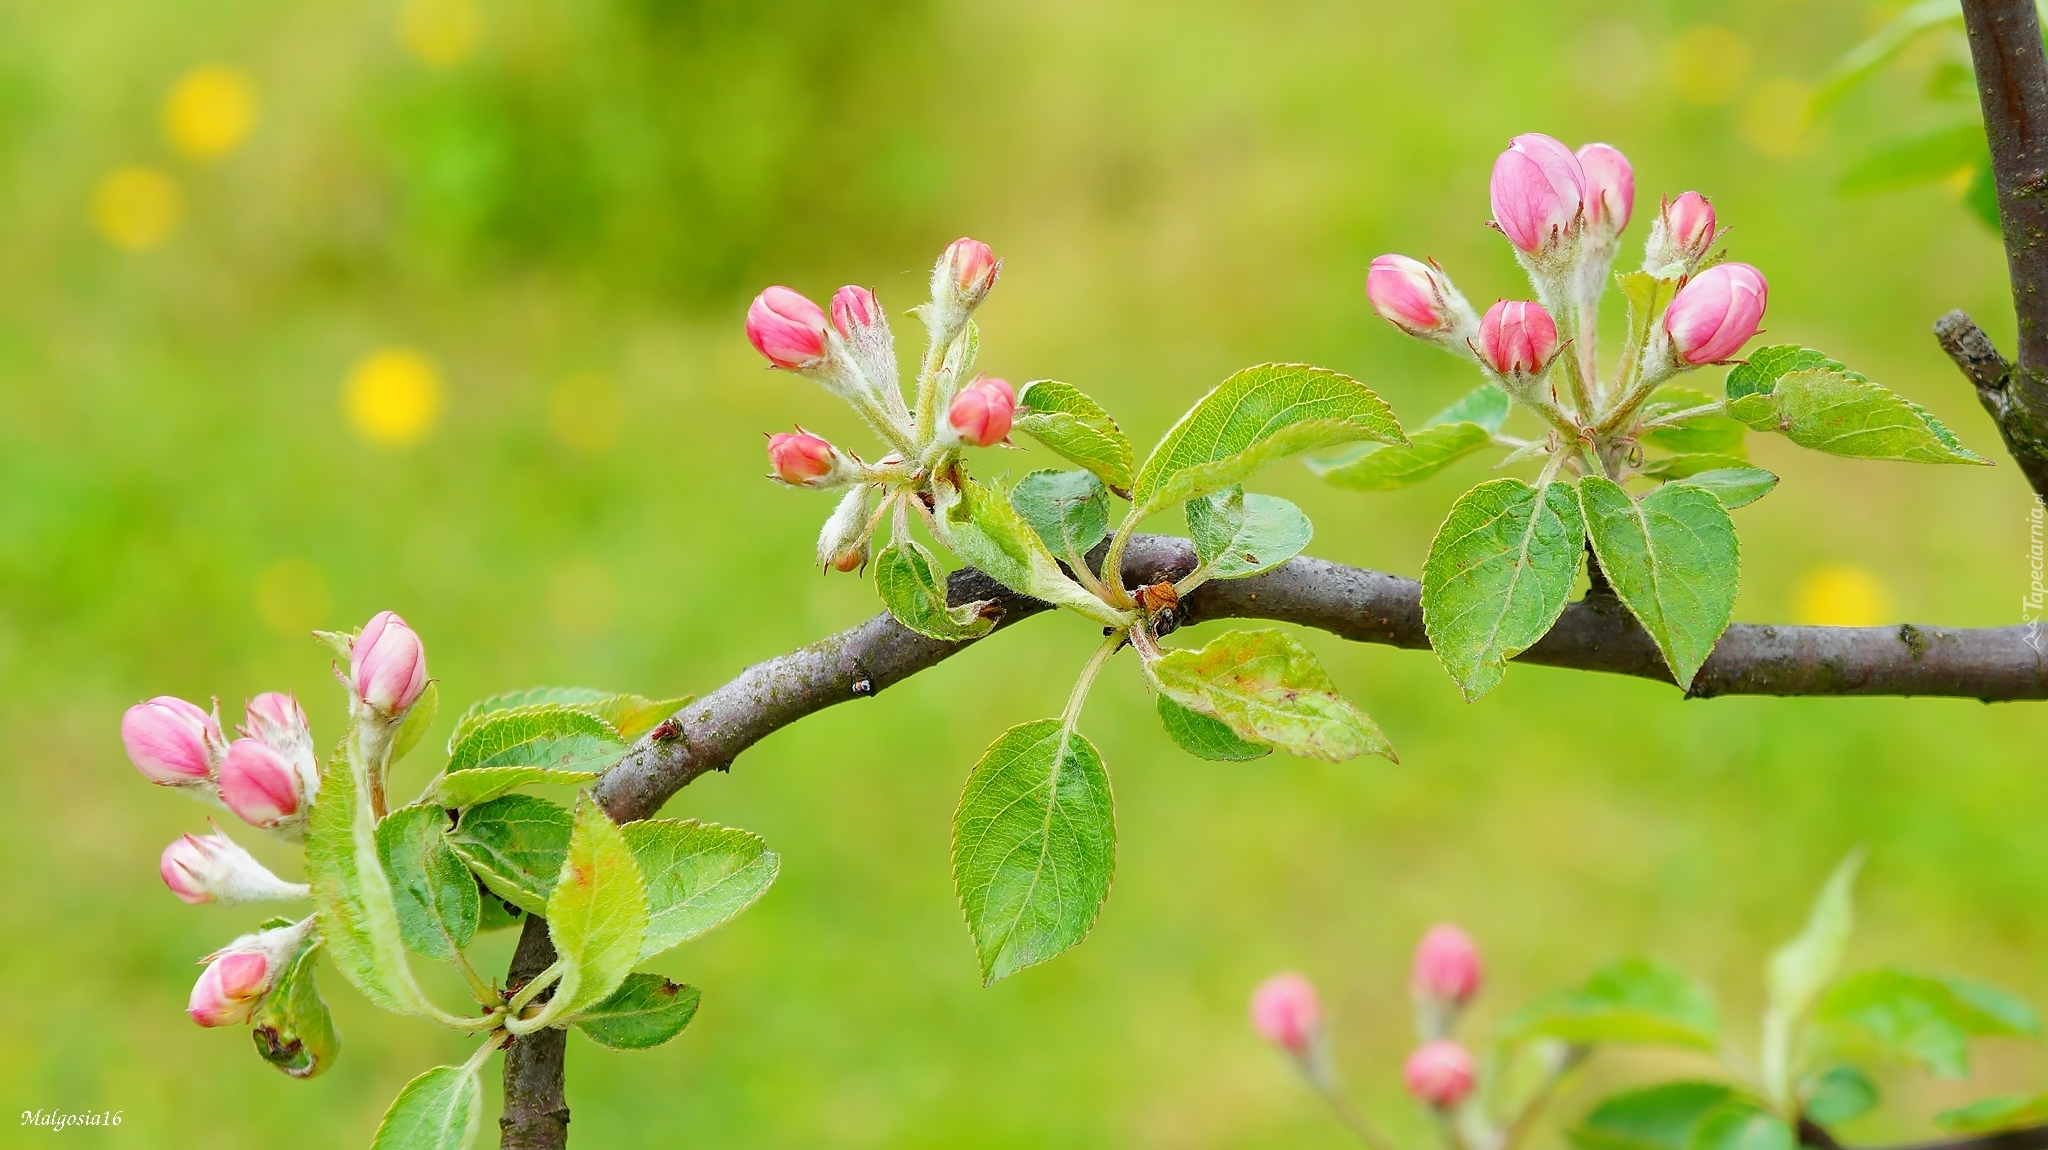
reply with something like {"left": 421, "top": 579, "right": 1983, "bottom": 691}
{"left": 937, "top": 477, "right": 1123, "bottom": 626}
{"left": 623, "top": 819, "right": 780, "bottom": 960}
{"left": 1149, "top": 628, "right": 1391, "bottom": 762}
{"left": 376, "top": 805, "right": 481, "bottom": 963}
{"left": 1502, "top": 957, "right": 1720, "bottom": 1050}
{"left": 1813, "top": 969, "right": 2042, "bottom": 1078}
{"left": 1310, "top": 421, "right": 1493, "bottom": 491}
{"left": 1421, "top": 478, "right": 1586, "bottom": 701}
{"left": 391, "top": 681, "right": 440, "bottom": 765}
{"left": 572, "top": 973, "right": 702, "bottom": 1050}
{"left": 1569, "top": 1082, "right": 1744, "bottom": 1150}
{"left": 1430, "top": 382, "right": 1512, "bottom": 431}
{"left": 1839, "top": 123, "right": 1987, "bottom": 196}
{"left": 1944, "top": 975, "right": 2045, "bottom": 1036}
{"left": 1581, "top": 477, "right": 1740, "bottom": 689}
{"left": 1185, "top": 488, "right": 1312, "bottom": 581}
{"left": 874, "top": 539, "right": 999, "bottom": 641}
{"left": 446, "top": 705, "right": 628, "bottom": 775}
{"left": 1966, "top": 159, "right": 2001, "bottom": 231}
{"left": 1010, "top": 469, "right": 1110, "bottom": 562}
{"left": 476, "top": 886, "right": 523, "bottom": 932}
{"left": 427, "top": 766, "right": 602, "bottom": 809}
{"left": 526, "top": 794, "right": 648, "bottom": 1027}
{"left": 1812, "top": 0, "right": 1964, "bottom": 115}
{"left": 1640, "top": 386, "right": 1747, "bottom": 457}
{"left": 1644, "top": 453, "right": 1754, "bottom": 480}
{"left": 1155, "top": 694, "right": 1270, "bottom": 761}
{"left": 449, "top": 688, "right": 689, "bottom": 747}
{"left": 1691, "top": 1108, "right": 1796, "bottom": 1150}
{"left": 1769, "top": 852, "right": 1864, "bottom": 1023}
{"left": 1936, "top": 1094, "right": 2048, "bottom": 1135}
{"left": 371, "top": 1062, "right": 483, "bottom": 1150}
{"left": 1730, "top": 368, "right": 1987, "bottom": 465}
{"left": 445, "top": 794, "right": 575, "bottom": 915}
{"left": 1131, "top": 363, "right": 1404, "bottom": 515}
{"left": 1668, "top": 467, "right": 1779, "bottom": 511}
{"left": 952, "top": 718, "right": 1115, "bottom": 984}
{"left": 1724, "top": 345, "right": 1855, "bottom": 401}
{"left": 1803, "top": 1066, "right": 1879, "bottom": 1126}
{"left": 1013, "top": 379, "right": 1136, "bottom": 496}
{"left": 305, "top": 742, "right": 433, "bottom": 1017}
{"left": 250, "top": 940, "right": 340, "bottom": 1080}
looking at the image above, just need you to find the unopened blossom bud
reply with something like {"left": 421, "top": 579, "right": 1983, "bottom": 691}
{"left": 1575, "top": 143, "right": 1634, "bottom": 241}
{"left": 935, "top": 237, "right": 1000, "bottom": 313}
{"left": 122, "top": 696, "right": 226, "bottom": 786}
{"left": 1490, "top": 133, "right": 1585, "bottom": 256}
{"left": 766, "top": 430, "right": 851, "bottom": 488}
{"left": 220, "top": 738, "right": 307, "bottom": 830}
{"left": 1643, "top": 192, "right": 1719, "bottom": 277}
{"left": 1477, "top": 301, "right": 1560, "bottom": 381}
{"left": 1665, "top": 263, "right": 1768, "bottom": 366}
{"left": 830, "top": 285, "right": 881, "bottom": 338}
{"left": 1249, "top": 972, "right": 1322, "bottom": 1055}
{"left": 187, "top": 920, "right": 308, "bottom": 1028}
{"left": 945, "top": 376, "right": 1015, "bottom": 448}
{"left": 160, "top": 825, "right": 310, "bottom": 906}
{"left": 1412, "top": 924, "right": 1484, "bottom": 1005}
{"left": 241, "top": 692, "right": 319, "bottom": 794}
{"left": 1404, "top": 1040, "right": 1476, "bottom": 1108}
{"left": 351, "top": 610, "right": 428, "bottom": 716}
{"left": 1367, "top": 256, "right": 1479, "bottom": 346}
{"left": 817, "top": 484, "right": 873, "bottom": 573}
{"left": 745, "top": 286, "right": 830, "bottom": 370}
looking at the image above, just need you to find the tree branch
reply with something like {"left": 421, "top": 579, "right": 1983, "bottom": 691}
{"left": 499, "top": 915, "right": 568, "bottom": 1149}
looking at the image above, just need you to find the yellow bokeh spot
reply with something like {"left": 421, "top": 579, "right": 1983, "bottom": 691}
{"left": 90, "top": 168, "right": 182, "bottom": 251}
{"left": 1740, "top": 77, "right": 1815, "bottom": 158}
{"left": 548, "top": 559, "right": 615, "bottom": 638}
{"left": 344, "top": 349, "right": 445, "bottom": 446}
{"left": 1794, "top": 564, "right": 1891, "bottom": 627}
{"left": 400, "top": 0, "right": 481, "bottom": 67}
{"left": 1667, "top": 25, "right": 1752, "bottom": 107}
{"left": 548, "top": 373, "right": 624, "bottom": 453}
{"left": 164, "top": 66, "right": 258, "bottom": 160}
{"left": 256, "top": 558, "right": 333, "bottom": 636}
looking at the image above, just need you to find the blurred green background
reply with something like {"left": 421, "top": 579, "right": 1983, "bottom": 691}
{"left": 3, "top": 0, "right": 2045, "bottom": 1145}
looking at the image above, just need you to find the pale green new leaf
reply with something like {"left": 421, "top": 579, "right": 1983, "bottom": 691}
{"left": 371, "top": 1062, "right": 483, "bottom": 1150}
{"left": 1009, "top": 469, "right": 1110, "bottom": 563}
{"left": 446, "top": 705, "right": 627, "bottom": 774}
{"left": 250, "top": 940, "right": 340, "bottom": 1080}
{"left": 1502, "top": 956, "right": 1721, "bottom": 1050}
{"left": 1640, "top": 385, "right": 1747, "bottom": 457}
{"left": 1644, "top": 453, "right": 1753, "bottom": 480}
{"left": 1581, "top": 477, "right": 1740, "bottom": 689}
{"left": 952, "top": 718, "right": 1115, "bottom": 984}
{"left": 572, "top": 973, "right": 702, "bottom": 1051}
{"left": 1568, "top": 1082, "right": 1748, "bottom": 1150}
{"left": 524, "top": 795, "right": 648, "bottom": 1028}
{"left": 1184, "top": 488, "right": 1312, "bottom": 581}
{"left": 445, "top": 794, "right": 575, "bottom": 915}
{"left": 1769, "top": 852, "right": 1865, "bottom": 1026}
{"left": 1936, "top": 1094, "right": 2048, "bottom": 1135}
{"left": 1309, "top": 422, "right": 1493, "bottom": 490}
{"left": 937, "top": 477, "right": 1123, "bottom": 626}
{"left": 623, "top": 819, "right": 780, "bottom": 960}
{"left": 1430, "top": 382, "right": 1512, "bottom": 431}
{"left": 304, "top": 743, "right": 432, "bottom": 1017}
{"left": 1421, "top": 478, "right": 1585, "bottom": 701}
{"left": 449, "top": 687, "right": 690, "bottom": 747}
{"left": 1013, "top": 379, "right": 1135, "bottom": 496}
{"left": 1803, "top": 1066, "right": 1879, "bottom": 1126}
{"left": 874, "top": 540, "right": 998, "bottom": 641}
{"left": 427, "top": 766, "right": 601, "bottom": 809}
{"left": 376, "top": 805, "right": 480, "bottom": 962}
{"left": 390, "top": 681, "right": 440, "bottom": 765}
{"left": 1724, "top": 345, "right": 1856, "bottom": 401}
{"left": 1730, "top": 368, "right": 1987, "bottom": 464}
{"left": 1155, "top": 694, "right": 1269, "bottom": 761}
{"left": 1839, "top": 123, "right": 1986, "bottom": 195}
{"left": 1131, "top": 363, "right": 1403, "bottom": 515}
{"left": 1669, "top": 467, "right": 1779, "bottom": 510}
{"left": 1812, "top": 0, "right": 1964, "bottom": 115}
{"left": 1148, "top": 629, "right": 1391, "bottom": 762}
{"left": 1813, "top": 968, "right": 2042, "bottom": 1077}
{"left": 1691, "top": 1108, "right": 1796, "bottom": 1150}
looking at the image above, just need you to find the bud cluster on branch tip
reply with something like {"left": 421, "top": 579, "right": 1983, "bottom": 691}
{"left": 1643, "top": 192, "right": 1719, "bottom": 278}
{"left": 351, "top": 610, "right": 428, "bottom": 717}
{"left": 1411, "top": 923, "right": 1484, "bottom": 1006}
{"left": 1403, "top": 1039, "right": 1476, "bottom": 1108}
{"left": 746, "top": 286, "right": 831, "bottom": 371}
{"left": 1367, "top": 255, "right": 1480, "bottom": 347}
{"left": 1665, "top": 263, "right": 1768, "bottom": 366}
{"left": 122, "top": 696, "right": 226, "bottom": 787}
{"left": 188, "top": 920, "right": 308, "bottom": 1028}
{"left": 161, "top": 825, "right": 309, "bottom": 906}
{"left": 1477, "top": 301, "right": 1559, "bottom": 382}
{"left": 1575, "top": 143, "right": 1634, "bottom": 244}
{"left": 946, "top": 376, "right": 1015, "bottom": 448}
{"left": 1249, "top": 972, "right": 1322, "bottom": 1055}
{"left": 1490, "top": 133, "right": 1585, "bottom": 259}
{"left": 767, "top": 429, "right": 853, "bottom": 489}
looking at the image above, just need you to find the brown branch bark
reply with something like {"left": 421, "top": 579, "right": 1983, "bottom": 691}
{"left": 498, "top": 915, "right": 568, "bottom": 1149}
{"left": 1801, "top": 1116, "right": 2048, "bottom": 1150}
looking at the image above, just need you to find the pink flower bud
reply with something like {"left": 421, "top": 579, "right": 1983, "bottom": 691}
{"left": 767, "top": 430, "right": 839, "bottom": 486}
{"left": 1575, "top": 143, "right": 1634, "bottom": 239}
{"left": 160, "top": 825, "right": 308, "bottom": 906}
{"left": 220, "top": 739, "right": 305, "bottom": 829}
{"left": 1368, "top": 255, "right": 1453, "bottom": 336}
{"left": 189, "top": 950, "right": 272, "bottom": 1027}
{"left": 946, "top": 375, "right": 1015, "bottom": 448}
{"left": 939, "top": 237, "right": 1000, "bottom": 305}
{"left": 745, "top": 286, "right": 830, "bottom": 370}
{"left": 1404, "top": 1040, "right": 1476, "bottom": 1108}
{"left": 1477, "top": 301, "right": 1560, "bottom": 380}
{"left": 1643, "top": 191, "right": 1719, "bottom": 276}
{"left": 1490, "top": 133, "right": 1586, "bottom": 255}
{"left": 351, "top": 610, "right": 428, "bottom": 715}
{"left": 122, "top": 696, "right": 224, "bottom": 785}
{"left": 243, "top": 692, "right": 305, "bottom": 742}
{"left": 1411, "top": 924, "right": 1484, "bottom": 1005}
{"left": 830, "top": 285, "right": 881, "bottom": 337}
{"left": 1249, "top": 972, "right": 1321, "bottom": 1054}
{"left": 1665, "top": 262, "right": 1768, "bottom": 365}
